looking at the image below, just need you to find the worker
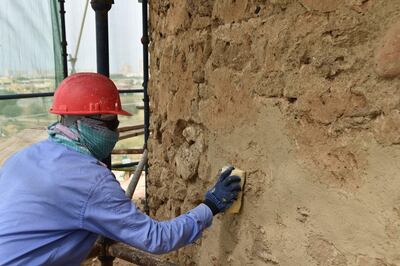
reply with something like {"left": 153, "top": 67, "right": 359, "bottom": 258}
{"left": 0, "top": 73, "right": 241, "bottom": 265}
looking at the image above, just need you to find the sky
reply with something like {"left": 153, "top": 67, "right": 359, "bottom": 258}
{"left": 0, "top": 0, "right": 143, "bottom": 76}
{"left": 65, "top": 0, "right": 143, "bottom": 74}
{"left": 0, "top": 0, "right": 53, "bottom": 76}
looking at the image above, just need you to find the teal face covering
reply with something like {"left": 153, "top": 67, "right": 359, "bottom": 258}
{"left": 77, "top": 118, "right": 119, "bottom": 161}
{"left": 48, "top": 122, "right": 92, "bottom": 157}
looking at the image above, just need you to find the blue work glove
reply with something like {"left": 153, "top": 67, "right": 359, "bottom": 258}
{"left": 204, "top": 166, "right": 241, "bottom": 215}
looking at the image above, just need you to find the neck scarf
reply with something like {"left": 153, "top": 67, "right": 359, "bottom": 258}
{"left": 48, "top": 118, "right": 119, "bottom": 161}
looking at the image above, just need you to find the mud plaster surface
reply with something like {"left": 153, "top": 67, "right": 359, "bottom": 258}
{"left": 147, "top": 1, "right": 400, "bottom": 265}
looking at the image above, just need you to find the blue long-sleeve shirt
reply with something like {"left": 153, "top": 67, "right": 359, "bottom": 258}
{"left": 0, "top": 140, "right": 213, "bottom": 265}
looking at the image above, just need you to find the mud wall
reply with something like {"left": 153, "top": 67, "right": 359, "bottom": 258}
{"left": 147, "top": 1, "right": 400, "bottom": 265}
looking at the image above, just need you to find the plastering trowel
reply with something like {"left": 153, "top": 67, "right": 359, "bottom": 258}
{"left": 226, "top": 168, "right": 246, "bottom": 214}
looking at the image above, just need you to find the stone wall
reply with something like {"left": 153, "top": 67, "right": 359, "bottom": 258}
{"left": 147, "top": 1, "right": 400, "bottom": 265}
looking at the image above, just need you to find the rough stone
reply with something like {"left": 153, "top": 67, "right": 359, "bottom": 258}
{"left": 174, "top": 143, "right": 200, "bottom": 180}
{"left": 170, "top": 179, "right": 187, "bottom": 201}
{"left": 212, "top": 0, "right": 249, "bottom": 24}
{"left": 182, "top": 126, "right": 199, "bottom": 143}
{"left": 192, "top": 70, "right": 205, "bottom": 83}
{"left": 375, "top": 21, "right": 400, "bottom": 78}
{"left": 356, "top": 255, "right": 397, "bottom": 266}
{"left": 148, "top": 1, "right": 400, "bottom": 265}
{"left": 307, "top": 236, "right": 347, "bottom": 265}
{"left": 299, "top": 0, "right": 344, "bottom": 12}
{"left": 373, "top": 110, "right": 400, "bottom": 145}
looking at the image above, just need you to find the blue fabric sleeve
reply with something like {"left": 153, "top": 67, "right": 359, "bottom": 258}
{"left": 81, "top": 174, "right": 213, "bottom": 254}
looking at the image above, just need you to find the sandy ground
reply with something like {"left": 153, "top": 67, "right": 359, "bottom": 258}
{"left": 0, "top": 128, "right": 47, "bottom": 165}
{"left": 118, "top": 172, "right": 146, "bottom": 201}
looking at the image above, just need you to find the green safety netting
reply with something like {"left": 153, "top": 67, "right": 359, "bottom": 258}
{"left": 0, "top": 0, "right": 63, "bottom": 163}
{"left": 0, "top": 0, "right": 63, "bottom": 89}
{"left": 0, "top": 1, "right": 144, "bottom": 167}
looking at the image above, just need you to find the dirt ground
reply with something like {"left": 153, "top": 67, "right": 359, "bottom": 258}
{"left": 0, "top": 129, "right": 47, "bottom": 165}
{"left": 146, "top": 1, "right": 400, "bottom": 265}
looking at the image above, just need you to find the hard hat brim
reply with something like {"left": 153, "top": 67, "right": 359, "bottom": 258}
{"left": 49, "top": 108, "right": 132, "bottom": 116}
{"left": 117, "top": 109, "right": 132, "bottom": 116}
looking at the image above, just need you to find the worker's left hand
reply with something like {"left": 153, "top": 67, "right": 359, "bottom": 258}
{"left": 204, "top": 166, "right": 241, "bottom": 215}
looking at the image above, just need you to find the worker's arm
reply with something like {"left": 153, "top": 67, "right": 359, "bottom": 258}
{"left": 81, "top": 174, "right": 213, "bottom": 254}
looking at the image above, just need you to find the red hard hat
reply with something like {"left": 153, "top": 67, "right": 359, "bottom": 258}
{"left": 49, "top": 72, "right": 132, "bottom": 116}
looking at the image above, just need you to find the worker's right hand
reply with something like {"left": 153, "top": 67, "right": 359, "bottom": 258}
{"left": 204, "top": 166, "right": 241, "bottom": 215}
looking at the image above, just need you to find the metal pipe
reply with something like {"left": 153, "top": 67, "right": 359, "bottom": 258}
{"left": 111, "top": 161, "right": 139, "bottom": 169}
{"left": 58, "top": 0, "right": 68, "bottom": 78}
{"left": 142, "top": 0, "right": 149, "bottom": 144}
{"left": 118, "top": 89, "right": 144, "bottom": 93}
{"left": 107, "top": 242, "right": 176, "bottom": 266}
{"left": 0, "top": 92, "right": 54, "bottom": 100}
{"left": 91, "top": 2, "right": 114, "bottom": 265}
{"left": 111, "top": 148, "right": 144, "bottom": 154}
{"left": 0, "top": 90, "right": 143, "bottom": 101}
{"left": 126, "top": 149, "right": 148, "bottom": 199}
{"left": 91, "top": 0, "right": 113, "bottom": 77}
{"left": 97, "top": 255, "right": 114, "bottom": 266}
{"left": 92, "top": 242, "right": 177, "bottom": 266}
{"left": 118, "top": 124, "right": 144, "bottom": 133}
{"left": 141, "top": 0, "right": 150, "bottom": 215}
{"left": 94, "top": 9, "right": 109, "bottom": 76}
{"left": 118, "top": 131, "right": 145, "bottom": 141}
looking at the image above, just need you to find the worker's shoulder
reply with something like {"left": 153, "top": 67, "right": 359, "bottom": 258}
{"left": 1, "top": 139, "right": 52, "bottom": 166}
{"left": 44, "top": 141, "right": 111, "bottom": 171}
{"left": 28, "top": 139, "right": 112, "bottom": 177}
{"left": 14, "top": 139, "right": 67, "bottom": 156}
{"left": 20, "top": 139, "right": 90, "bottom": 161}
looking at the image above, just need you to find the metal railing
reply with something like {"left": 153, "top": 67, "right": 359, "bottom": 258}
{"left": 0, "top": 89, "right": 144, "bottom": 101}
